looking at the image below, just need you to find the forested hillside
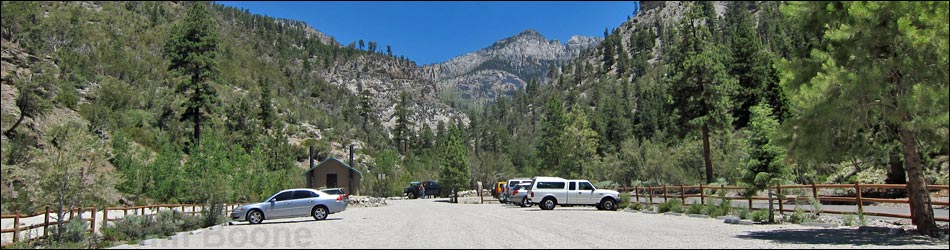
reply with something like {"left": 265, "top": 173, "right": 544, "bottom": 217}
{"left": 0, "top": 1, "right": 466, "bottom": 215}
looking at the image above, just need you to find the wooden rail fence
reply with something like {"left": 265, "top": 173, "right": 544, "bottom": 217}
{"left": 617, "top": 183, "right": 949, "bottom": 222}
{"left": 1, "top": 203, "right": 241, "bottom": 248}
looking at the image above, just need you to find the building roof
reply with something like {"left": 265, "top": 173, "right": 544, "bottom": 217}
{"left": 302, "top": 157, "right": 364, "bottom": 179}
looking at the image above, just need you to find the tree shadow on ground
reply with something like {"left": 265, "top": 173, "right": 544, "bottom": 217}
{"left": 735, "top": 228, "right": 945, "bottom": 246}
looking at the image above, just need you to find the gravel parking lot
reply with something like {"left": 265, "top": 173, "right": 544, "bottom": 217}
{"left": 113, "top": 198, "right": 949, "bottom": 249}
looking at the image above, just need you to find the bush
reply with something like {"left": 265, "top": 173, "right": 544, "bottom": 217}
{"left": 101, "top": 210, "right": 204, "bottom": 242}
{"left": 787, "top": 207, "right": 812, "bottom": 224}
{"left": 841, "top": 212, "right": 867, "bottom": 227}
{"left": 628, "top": 202, "right": 645, "bottom": 211}
{"left": 658, "top": 199, "right": 683, "bottom": 213}
{"left": 617, "top": 194, "right": 631, "bottom": 210}
{"left": 735, "top": 207, "right": 751, "bottom": 220}
{"left": 750, "top": 210, "right": 769, "bottom": 222}
{"left": 686, "top": 203, "right": 704, "bottom": 214}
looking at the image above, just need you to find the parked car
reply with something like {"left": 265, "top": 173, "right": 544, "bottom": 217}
{"left": 231, "top": 188, "right": 347, "bottom": 224}
{"left": 502, "top": 178, "right": 532, "bottom": 203}
{"left": 404, "top": 181, "right": 442, "bottom": 199}
{"left": 320, "top": 188, "right": 350, "bottom": 203}
{"left": 526, "top": 177, "right": 621, "bottom": 211}
{"left": 509, "top": 183, "right": 534, "bottom": 207}
{"left": 494, "top": 181, "right": 506, "bottom": 199}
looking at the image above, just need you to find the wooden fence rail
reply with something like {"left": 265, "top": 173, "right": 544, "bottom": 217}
{"left": 617, "top": 183, "right": 950, "bottom": 222}
{"left": 1, "top": 203, "right": 241, "bottom": 248}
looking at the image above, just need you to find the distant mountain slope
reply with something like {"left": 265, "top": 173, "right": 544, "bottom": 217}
{"left": 424, "top": 29, "right": 600, "bottom": 103}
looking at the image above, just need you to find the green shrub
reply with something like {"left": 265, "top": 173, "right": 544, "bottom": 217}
{"left": 101, "top": 210, "right": 204, "bottom": 242}
{"left": 617, "top": 194, "right": 631, "bottom": 210}
{"left": 751, "top": 210, "right": 769, "bottom": 222}
{"left": 735, "top": 207, "right": 751, "bottom": 220}
{"left": 787, "top": 207, "right": 812, "bottom": 224}
{"left": 843, "top": 212, "right": 867, "bottom": 227}
{"left": 628, "top": 202, "right": 644, "bottom": 211}
{"left": 686, "top": 203, "right": 704, "bottom": 214}
{"left": 658, "top": 199, "right": 684, "bottom": 213}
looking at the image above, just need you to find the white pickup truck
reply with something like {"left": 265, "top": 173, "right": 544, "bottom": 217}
{"left": 526, "top": 177, "right": 621, "bottom": 211}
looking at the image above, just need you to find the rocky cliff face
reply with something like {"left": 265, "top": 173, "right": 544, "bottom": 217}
{"left": 423, "top": 29, "right": 600, "bottom": 103}
{"left": 320, "top": 52, "right": 468, "bottom": 136}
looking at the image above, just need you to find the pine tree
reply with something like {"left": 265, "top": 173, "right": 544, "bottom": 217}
{"left": 392, "top": 92, "right": 414, "bottom": 155}
{"left": 668, "top": 3, "right": 737, "bottom": 184}
{"left": 538, "top": 96, "right": 567, "bottom": 176}
{"left": 740, "top": 103, "right": 788, "bottom": 192}
{"left": 164, "top": 2, "right": 220, "bottom": 144}
{"left": 780, "top": 1, "right": 948, "bottom": 237}
{"left": 258, "top": 77, "right": 274, "bottom": 130}
{"left": 726, "top": 1, "right": 787, "bottom": 128}
{"left": 439, "top": 123, "right": 470, "bottom": 203}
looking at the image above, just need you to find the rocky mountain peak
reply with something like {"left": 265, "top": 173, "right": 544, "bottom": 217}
{"left": 424, "top": 29, "right": 601, "bottom": 104}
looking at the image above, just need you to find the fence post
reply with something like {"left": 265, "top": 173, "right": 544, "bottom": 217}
{"left": 90, "top": 206, "right": 97, "bottom": 233}
{"left": 648, "top": 187, "right": 653, "bottom": 205}
{"left": 748, "top": 195, "right": 753, "bottom": 210}
{"left": 811, "top": 183, "right": 819, "bottom": 216}
{"left": 811, "top": 183, "right": 818, "bottom": 201}
{"left": 855, "top": 182, "right": 863, "bottom": 214}
{"left": 635, "top": 186, "right": 640, "bottom": 203}
{"left": 13, "top": 210, "right": 20, "bottom": 243}
{"left": 123, "top": 206, "right": 128, "bottom": 217}
{"left": 103, "top": 207, "right": 109, "bottom": 228}
{"left": 662, "top": 185, "right": 668, "bottom": 203}
{"left": 44, "top": 206, "right": 50, "bottom": 238}
{"left": 699, "top": 184, "right": 704, "bottom": 205}
{"left": 680, "top": 185, "right": 686, "bottom": 205}
{"left": 777, "top": 185, "right": 784, "bottom": 215}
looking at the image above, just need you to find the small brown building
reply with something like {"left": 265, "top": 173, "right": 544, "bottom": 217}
{"left": 303, "top": 157, "right": 362, "bottom": 196}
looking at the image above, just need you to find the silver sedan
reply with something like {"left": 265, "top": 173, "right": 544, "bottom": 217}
{"left": 509, "top": 183, "right": 533, "bottom": 207}
{"left": 231, "top": 188, "right": 347, "bottom": 224}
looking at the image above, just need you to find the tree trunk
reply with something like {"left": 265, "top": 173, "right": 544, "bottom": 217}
{"left": 897, "top": 124, "right": 937, "bottom": 237}
{"left": 701, "top": 124, "right": 714, "bottom": 184}
{"left": 885, "top": 153, "right": 907, "bottom": 184}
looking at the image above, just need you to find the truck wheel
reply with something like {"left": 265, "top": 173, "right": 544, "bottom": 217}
{"left": 600, "top": 198, "right": 617, "bottom": 211}
{"left": 540, "top": 198, "right": 556, "bottom": 210}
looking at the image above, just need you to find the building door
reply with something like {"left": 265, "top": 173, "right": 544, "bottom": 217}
{"left": 327, "top": 174, "right": 338, "bottom": 188}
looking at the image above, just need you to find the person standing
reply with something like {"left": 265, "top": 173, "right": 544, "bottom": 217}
{"left": 419, "top": 184, "right": 426, "bottom": 199}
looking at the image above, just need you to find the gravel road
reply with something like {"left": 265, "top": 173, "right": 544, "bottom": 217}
{"left": 112, "top": 199, "right": 948, "bottom": 249}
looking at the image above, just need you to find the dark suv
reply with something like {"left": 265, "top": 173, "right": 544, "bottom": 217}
{"left": 404, "top": 181, "right": 442, "bottom": 199}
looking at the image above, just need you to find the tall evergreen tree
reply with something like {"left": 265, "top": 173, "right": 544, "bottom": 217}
{"left": 668, "top": 3, "right": 737, "bottom": 184}
{"left": 780, "top": 1, "right": 948, "bottom": 237}
{"left": 164, "top": 2, "right": 220, "bottom": 144}
{"left": 439, "top": 123, "right": 470, "bottom": 203}
{"left": 258, "top": 77, "right": 274, "bottom": 130}
{"left": 392, "top": 91, "right": 414, "bottom": 155}
{"left": 727, "top": 1, "right": 787, "bottom": 128}
{"left": 538, "top": 96, "right": 567, "bottom": 176}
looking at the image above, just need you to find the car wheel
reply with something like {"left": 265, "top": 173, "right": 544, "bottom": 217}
{"left": 247, "top": 210, "right": 264, "bottom": 224}
{"left": 541, "top": 198, "right": 556, "bottom": 210}
{"left": 312, "top": 206, "right": 329, "bottom": 221}
{"left": 601, "top": 198, "right": 617, "bottom": 211}
{"left": 519, "top": 197, "right": 529, "bottom": 207}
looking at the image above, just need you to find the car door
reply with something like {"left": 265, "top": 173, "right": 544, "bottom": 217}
{"left": 269, "top": 191, "right": 295, "bottom": 218}
{"left": 567, "top": 181, "right": 578, "bottom": 205}
{"left": 289, "top": 190, "right": 317, "bottom": 217}
{"left": 577, "top": 181, "right": 597, "bottom": 205}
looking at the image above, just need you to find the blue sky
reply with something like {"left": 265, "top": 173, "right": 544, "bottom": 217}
{"left": 217, "top": 1, "right": 639, "bottom": 65}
